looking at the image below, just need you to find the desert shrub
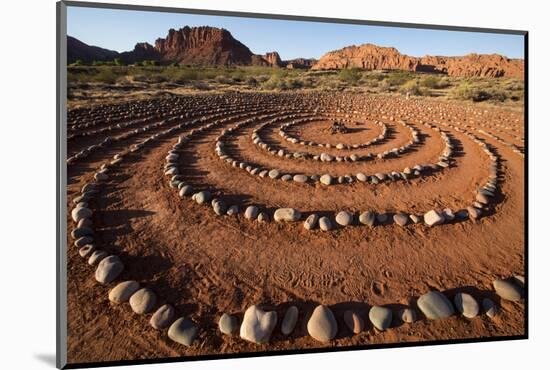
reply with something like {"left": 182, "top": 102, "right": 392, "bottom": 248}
{"left": 114, "top": 58, "right": 125, "bottom": 66}
{"left": 215, "top": 75, "right": 233, "bottom": 84}
{"left": 378, "top": 79, "right": 392, "bottom": 92}
{"left": 74, "top": 59, "right": 84, "bottom": 66}
{"left": 286, "top": 79, "right": 303, "bottom": 89}
{"left": 339, "top": 68, "right": 361, "bottom": 84}
{"left": 190, "top": 81, "right": 211, "bottom": 90}
{"left": 94, "top": 68, "right": 118, "bottom": 84}
{"left": 245, "top": 76, "right": 257, "bottom": 86}
{"left": 420, "top": 75, "right": 451, "bottom": 89}
{"left": 452, "top": 83, "right": 492, "bottom": 102}
{"left": 399, "top": 80, "right": 427, "bottom": 96}
{"left": 386, "top": 71, "right": 413, "bottom": 86}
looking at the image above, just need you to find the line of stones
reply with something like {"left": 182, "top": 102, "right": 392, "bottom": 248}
{"left": 253, "top": 115, "right": 419, "bottom": 163}
{"left": 167, "top": 114, "right": 498, "bottom": 229}
{"left": 68, "top": 107, "right": 287, "bottom": 347}
{"left": 67, "top": 101, "right": 278, "bottom": 165}
{"left": 216, "top": 113, "right": 450, "bottom": 186}
{"left": 69, "top": 100, "right": 521, "bottom": 350}
{"left": 278, "top": 116, "right": 388, "bottom": 149}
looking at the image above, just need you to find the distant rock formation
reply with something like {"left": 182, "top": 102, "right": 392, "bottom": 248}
{"left": 153, "top": 26, "right": 256, "bottom": 66}
{"left": 67, "top": 28, "right": 523, "bottom": 79}
{"left": 313, "top": 43, "right": 524, "bottom": 79}
{"left": 285, "top": 58, "right": 318, "bottom": 69}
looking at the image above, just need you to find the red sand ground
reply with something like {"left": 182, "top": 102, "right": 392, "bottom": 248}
{"left": 66, "top": 92, "right": 525, "bottom": 364}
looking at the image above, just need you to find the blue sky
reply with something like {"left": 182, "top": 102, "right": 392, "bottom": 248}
{"left": 67, "top": 6, "right": 524, "bottom": 60}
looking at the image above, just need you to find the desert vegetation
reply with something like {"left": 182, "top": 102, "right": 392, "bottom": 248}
{"left": 67, "top": 63, "right": 524, "bottom": 108}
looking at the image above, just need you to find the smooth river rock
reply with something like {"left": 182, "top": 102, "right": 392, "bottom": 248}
{"left": 417, "top": 291, "right": 455, "bottom": 319}
{"left": 369, "top": 306, "right": 392, "bottom": 331}
{"left": 150, "top": 304, "right": 176, "bottom": 329}
{"left": 335, "top": 211, "right": 354, "bottom": 226}
{"left": 319, "top": 217, "right": 332, "bottom": 231}
{"left": 168, "top": 318, "right": 198, "bottom": 347}
{"left": 281, "top": 306, "right": 299, "bottom": 335}
{"left": 274, "top": 208, "right": 302, "bottom": 222}
{"left": 424, "top": 210, "right": 445, "bottom": 227}
{"left": 359, "top": 211, "right": 375, "bottom": 226}
{"left": 493, "top": 279, "right": 523, "bottom": 301}
{"left": 307, "top": 305, "right": 337, "bottom": 342}
{"left": 344, "top": 310, "right": 364, "bottom": 334}
{"left": 95, "top": 255, "right": 124, "bottom": 284}
{"left": 244, "top": 206, "right": 259, "bottom": 220}
{"left": 454, "top": 293, "right": 479, "bottom": 318}
{"left": 240, "top": 305, "right": 278, "bottom": 344}
{"left": 109, "top": 280, "right": 140, "bottom": 304}
{"left": 129, "top": 288, "right": 157, "bottom": 314}
{"left": 219, "top": 313, "right": 239, "bottom": 335}
{"left": 304, "top": 214, "right": 319, "bottom": 230}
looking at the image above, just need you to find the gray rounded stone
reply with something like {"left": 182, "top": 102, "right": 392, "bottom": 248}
{"left": 409, "top": 214, "right": 422, "bottom": 224}
{"left": 356, "top": 173, "right": 368, "bottom": 182}
{"left": 109, "top": 280, "right": 140, "bottom": 304}
{"left": 244, "top": 206, "right": 259, "bottom": 220}
{"left": 71, "top": 226, "right": 93, "bottom": 239}
{"left": 320, "top": 174, "right": 333, "bottom": 186}
{"left": 359, "top": 211, "right": 375, "bottom": 226}
{"left": 179, "top": 185, "right": 193, "bottom": 197}
{"left": 307, "top": 305, "right": 337, "bottom": 342}
{"left": 168, "top": 318, "right": 198, "bottom": 347}
{"left": 399, "top": 307, "right": 417, "bottom": 323}
{"left": 274, "top": 208, "right": 302, "bottom": 222}
{"left": 129, "top": 288, "right": 157, "bottom": 314}
{"left": 493, "top": 279, "right": 523, "bottom": 301}
{"left": 454, "top": 293, "right": 479, "bottom": 318}
{"left": 88, "top": 250, "right": 108, "bottom": 265}
{"left": 344, "top": 310, "right": 364, "bottom": 334}
{"left": 304, "top": 214, "right": 319, "bottom": 230}
{"left": 257, "top": 212, "right": 270, "bottom": 223}
{"left": 95, "top": 255, "right": 124, "bottom": 284}
{"left": 319, "top": 216, "right": 332, "bottom": 231}
{"left": 281, "top": 306, "right": 299, "bottom": 335}
{"left": 72, "top": 206, "right": 92, "bottom": 222}
{"left": 335, "top": 211, "right": 354, "bottom": 226}
{"left": 424, "top": 210, "right": 445, "bottom": 227}
{"left": 78, "top": 244, "right": 95, "bottom": 258}
{"left": 417, "top": 291, "right": 455, "bottom": 320}
{"left": 293, "top": 174, "right": 308, "bottom": 183}
{"left": 219, "top": 313, "right": 238, "bottom": 335}
{"left": 213, "top": 200, "right": 227, "bottom": 215}
{"left": 150, "top": 304, "right": 176, "bottom": 329}
{"left": 369, "top": 306, "right": 392, "bottom": 331}
{"left": 268, "top": 169, "right": 281, "bottom": 179}
{"left": 240, "top": 305, "right": 278, "bottom": 344}
{"left": 393, "top": 213, "right": 409, "bottom": 226}
{"left": 226, "top": 205, "right": 239, "bottom": 216}
{"left": 75, "top": 236, "right": 93, "bottom": 248}
{"left": 195, "top": 191, "right": 212, "bottom": 205}
{"left": 482, "top": 298, "right": 498, "bottom": 318}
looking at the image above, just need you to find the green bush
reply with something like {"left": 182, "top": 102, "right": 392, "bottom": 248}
{"left": 386, "top": 71, "right": 413, "bottom": 86}
{"left": 399, "top": 80, "right": 426, "bottom": 96}
{"left": 339, "top": 68, "right": 361, "bottom": 84}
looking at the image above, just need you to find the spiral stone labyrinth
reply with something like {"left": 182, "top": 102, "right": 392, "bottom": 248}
{"left": 66, "top": 92, "right": 525, "bottom": 362}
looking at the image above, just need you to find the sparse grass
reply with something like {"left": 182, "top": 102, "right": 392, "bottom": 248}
{"left": 67, "top": 64, "right": 524, "bottom": 106}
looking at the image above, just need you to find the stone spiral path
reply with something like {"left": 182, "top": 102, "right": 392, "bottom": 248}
{"left": 66, "top": 92, "right": 525, "bottom": 363}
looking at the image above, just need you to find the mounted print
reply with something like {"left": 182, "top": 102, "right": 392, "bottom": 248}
{"left": 56, "top": 1, "right": 527, "bottom": 368}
